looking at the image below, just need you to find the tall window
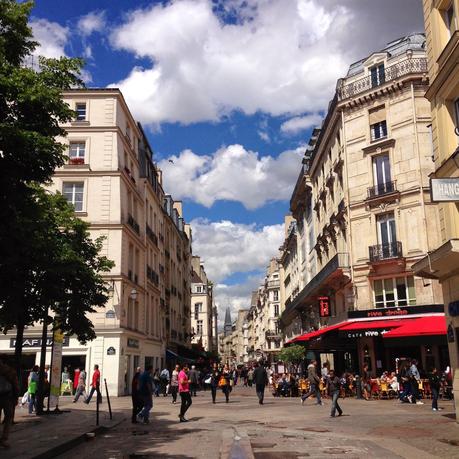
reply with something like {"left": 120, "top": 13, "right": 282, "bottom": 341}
{"left": 370, "top": 64, "right": 385, "bottom": 87}
{"left": 376, "top": 213, "right": 397, "bottom": 258}
{"left": 371, "top": 120, "right": 387, "bottom": 141}
{"left": 273, "top": 290, "right": 279, "bottom": 301}
{"left": 75, "top": 103, "right": 86, "bottom": 121}
{"left": 196, "top": 286, "right": 202, "bottom": 293}
{"left": 63, "top": 182, "right": 84, "bottom": 211}
{"left": 69, "top": 142, "right": 86, "bottom": 163}
{"left": 274, "top": 304, "right": 279, "bottom": 317}
{"left": 197, "top": 320, "right": 203, "bottom": 335}
{"left": 372, "top": 154, "right": 392, "bottom": 194}
{"left": 373, "top": 276, "right": 416, "bottom": 308}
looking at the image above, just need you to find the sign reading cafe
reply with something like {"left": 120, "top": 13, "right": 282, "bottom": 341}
{"left": 10, "top": 336, "right": 70, "bottom": 348}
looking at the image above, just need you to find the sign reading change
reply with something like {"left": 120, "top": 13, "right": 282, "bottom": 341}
{"left": 430, "top": 178, "right": 459, "bottom": 202}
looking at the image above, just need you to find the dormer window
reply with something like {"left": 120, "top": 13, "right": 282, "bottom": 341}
{"left": 370, "top": 63, "right": 385, "bottom": 88}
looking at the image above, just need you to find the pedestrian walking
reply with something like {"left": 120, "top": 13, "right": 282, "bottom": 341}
{"left": 170, "top": 364, "right": 180, "bottom": 404}
{"left": 178, "top": 364, "right": 192, "bottom": 422}
{"left": 247, "top": 367, "right": 254, "bottom": 387}
{"left": 428, "top": 367, "right": 442, "bottom": 411}
{"left": 84, "top": 364, "right": 101, "bottom": 404}
{"left": 131, "top": 367, "right": 142, "bottom": 423}
{"left": 153, "top": 369, "right": 161, "bottom": 397}
{"left": 0, "top": 360, "right": 19, "bottom": 449}
{"left": 209, "top": 363, "right": 220, "bottom": 404}
{"left": 160, "top": 367, "right": 170, "bottom": 396}
{"left": 361, "top": 363, "right": 371, "bottom": 401}
{"left": 137, "top": 366, "right": 154, "bottom": 424}
{"left": 73, "top": 368, "right": 87, "bottom": 403}
{"left": 27, "top": 365, "right": 39, "bottom": 414}
{"left": 409, "top": 359, "right": 423, "bottom": 404}
{"left": 327, "top": 370, "right": 343, "bottom": 417}
{"left": 220, "top": 364, "right": 231, "bottom": 403}
{"left": 188, "top": 365, "right": 199, "bottom": 396}
{"left": 252, "top": 362, "right": 268, "bottom": 405}
{"left": 301, "top": 360, "right": 322, "bottom": 406}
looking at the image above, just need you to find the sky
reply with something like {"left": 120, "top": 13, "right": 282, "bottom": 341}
{"left": 29, "top": 0, "right": 425, "bottom": 325}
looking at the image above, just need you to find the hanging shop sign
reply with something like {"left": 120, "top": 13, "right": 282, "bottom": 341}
{"left": 9, "top": 336, "right": 69, "bottom": 348}
{"left": 49, "top": 328, "right": 65, "bottom": 408}
{"left": 319, "top": 296, "right": 330, "bottom": 317}
{"left": 430, "top": 178, "right": 459, "bottom": 202}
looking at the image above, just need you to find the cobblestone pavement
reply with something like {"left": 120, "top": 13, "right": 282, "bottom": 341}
{"left": 52, "top": 386, "right": 459, "bottom": 459}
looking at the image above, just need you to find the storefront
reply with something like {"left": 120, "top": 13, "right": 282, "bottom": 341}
{"left": 286, "top": 305, "right": 449, "bottom": 376}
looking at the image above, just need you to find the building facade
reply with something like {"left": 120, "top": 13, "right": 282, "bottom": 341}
{"left": 190, "top": 256, "right": 214, "bottom": 352}
{"left": 0, "top": 89, "right": 193, "bottom": 396}
{"left": 280, "top": 34, "right": 447, "bottom": 376}
{"left": 412, "top": 1, "right": 459, "bottom": 418}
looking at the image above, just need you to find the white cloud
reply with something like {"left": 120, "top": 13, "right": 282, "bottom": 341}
{"left": 109, "top": 0, "right": 351, "bottom": 125}
{"left": 191, "top": 218, "right": 284, "bottom": 282}
{"left": 190, "top": 218, "right": 284, "bottom": 324}
{"left": 280, "top": 113, "right": 323, "bottom": 135}
{"left": 158, "top": 144, "right": 303, "bottom": 209}
{"left": 30, "top": 19, "right": 68, "bottom": 59}
{"left": 77, "top": 11, "right": 106, "bottom": 36}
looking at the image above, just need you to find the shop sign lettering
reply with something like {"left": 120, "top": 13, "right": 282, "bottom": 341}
{"left": 430, "top": 178, "right": 459, "bottom": 202}
{"left": 319, "top": 296, "right": 330, "bottom": 317}
{"left": 348, "top": 304, "right": 443, "bottom": 319}
{"left": 9, "top": 336, "right": 69, "bottom": 348}
{"left": 127, "top": 338, "right": 139, "bottom": 348}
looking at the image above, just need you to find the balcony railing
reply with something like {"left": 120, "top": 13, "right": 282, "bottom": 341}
{"left": 369, "top": 241, "right": 403, "bottom": 262}
{"left": 265, "top": 330, "right": 282, "bottom": 340}
{"left": 367, "top": 181, "right": 397, "bottom": 199}
{"left": 337, "top": 57, "right": 427, "bottom": 100}
{"left": 127, "top": 214, "right": 140, "bottom": 235}
{"left": 146, "top": 225, "right": 158, "bottom": 246}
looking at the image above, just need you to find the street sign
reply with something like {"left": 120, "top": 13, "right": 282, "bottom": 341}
{"left": 430, "top": 178, "right": 459, "bottom": 202}
{"left": 319, "top": 296, "right": 330, "bottom": 317}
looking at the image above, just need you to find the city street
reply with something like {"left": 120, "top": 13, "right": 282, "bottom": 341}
{"left": 6, "top": 386, "right": 459, "bottom": 459}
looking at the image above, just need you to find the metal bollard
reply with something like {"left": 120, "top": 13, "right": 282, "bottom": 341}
{"left": 96, "top": 388, "right": 100, "bottom": 426}
{"left": 104, "top": 378, "right": 113, "bottom": 420}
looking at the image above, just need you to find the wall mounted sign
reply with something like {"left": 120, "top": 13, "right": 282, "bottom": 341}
{"left": 448, "top": 301, "right": 459, "bottom": 317}
{"left": 9, "top": 336, "right": 70, "bottom": 348}
{"left": 107, "top": 346, "right": 116, "bottom": 355}
{"left": 339, "top": 329, "right": 390, "bottom": 339}
{"left": 127, "top": 338, "right": 139, "bottom": 349}
{"left": 348, "top": 304, "right": 443, "bottom": 319}
{"left": 319, "top": 296, "right": 330, "bottom": 317}
{"left": 430, "top": 178, "right": 459, "bottom": 202}
{"left": 105, "top": 310, "right": 116, "bottom": 319}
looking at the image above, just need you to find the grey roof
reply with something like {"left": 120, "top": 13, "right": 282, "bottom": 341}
{"left": 347, "top": 33, "right": 426, "bottom": 77}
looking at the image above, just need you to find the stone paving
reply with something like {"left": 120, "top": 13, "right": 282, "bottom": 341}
{"left": 3, "top": 386, "right": 459, "bottom": 458}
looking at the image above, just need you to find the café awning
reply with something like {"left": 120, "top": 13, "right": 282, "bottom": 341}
{"left": 286, "top": 322, "right": 348, "bottom": 344}
{"left": 340, "top": 319, "right": 407, "bottom": 332}
{"left": 383, "top": 315, "right": 447, "bottom": 338}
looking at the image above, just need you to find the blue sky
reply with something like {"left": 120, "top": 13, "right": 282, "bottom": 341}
{"left": 30, "top": 0, "right": 424, "bottom": 320}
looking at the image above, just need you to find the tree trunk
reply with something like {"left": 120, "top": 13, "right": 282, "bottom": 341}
{"left": 14, "top": 320, "right": 25, "bottom": 388}
{"left": 36, "top": 314, "right": 48, "bottom": 415}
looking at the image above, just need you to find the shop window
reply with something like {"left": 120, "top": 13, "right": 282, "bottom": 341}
{"left": 373, "top": 276, "right": 416, "bottom": 308}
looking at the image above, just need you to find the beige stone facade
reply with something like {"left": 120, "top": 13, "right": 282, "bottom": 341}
{"left": 280, "top": 34, "right": 446, "bottom": 376}
{"left": 0, "top": 89, "right": 193, "bottom": 396}
{"left": 190, "top": 256, "right": 215, "bottom": 352}
{"left": 412, "top": 1, "right": 459, "bottom": 420}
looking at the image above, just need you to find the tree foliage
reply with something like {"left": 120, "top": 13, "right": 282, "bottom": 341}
{"left": 278, "top": 344, "right": 305, "bottom": 364}
{"left": 0, "top": 1, "right": 111, "bottom": 373}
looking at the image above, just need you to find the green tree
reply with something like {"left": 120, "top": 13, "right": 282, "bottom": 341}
{"left": 0, "top": 1, "right": 98, "bottom": 376}
{"left": 278, "top": 344, "right": 305, "bottom": 365}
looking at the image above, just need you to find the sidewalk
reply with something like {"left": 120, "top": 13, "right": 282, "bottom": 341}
{"left": 3, "top": 396, "right": 127, "bottom": 459}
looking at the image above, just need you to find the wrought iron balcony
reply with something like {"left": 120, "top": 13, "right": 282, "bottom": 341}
{"left": 369, "top": 241, "right": 403, "bottom": 262}
{"left": 337, "top": 57, "right": 427, "bottom": 100}
{"left": 265, "top": 330, "right": 282, "bottom": 340}
{"left": 367, "top": 181, "right": 397, "bottom": 199}
{"left": 127, "top": 214, "right": 140, "bottom": 235}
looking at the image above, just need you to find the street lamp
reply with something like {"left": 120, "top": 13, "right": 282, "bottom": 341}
{"left": 130, "top": 288, "right": 138, "bottom": 300}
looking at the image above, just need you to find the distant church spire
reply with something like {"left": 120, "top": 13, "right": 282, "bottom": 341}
{"left": 224, "top": 307, "right": 232, "bottom": 336}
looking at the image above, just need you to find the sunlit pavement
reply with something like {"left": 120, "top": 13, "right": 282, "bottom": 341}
{"left": 5, "top": 386, "right": 459, "bottom": 459}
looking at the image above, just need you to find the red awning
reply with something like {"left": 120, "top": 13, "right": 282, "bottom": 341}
{"left": 340, "top": 319, "right": 408, "bottom": 331}
{"left": 288, "top": 322, "right": 348, "bottom": 344}
{"left": 383, "top": 316, "right": 447, "bottom": 338}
